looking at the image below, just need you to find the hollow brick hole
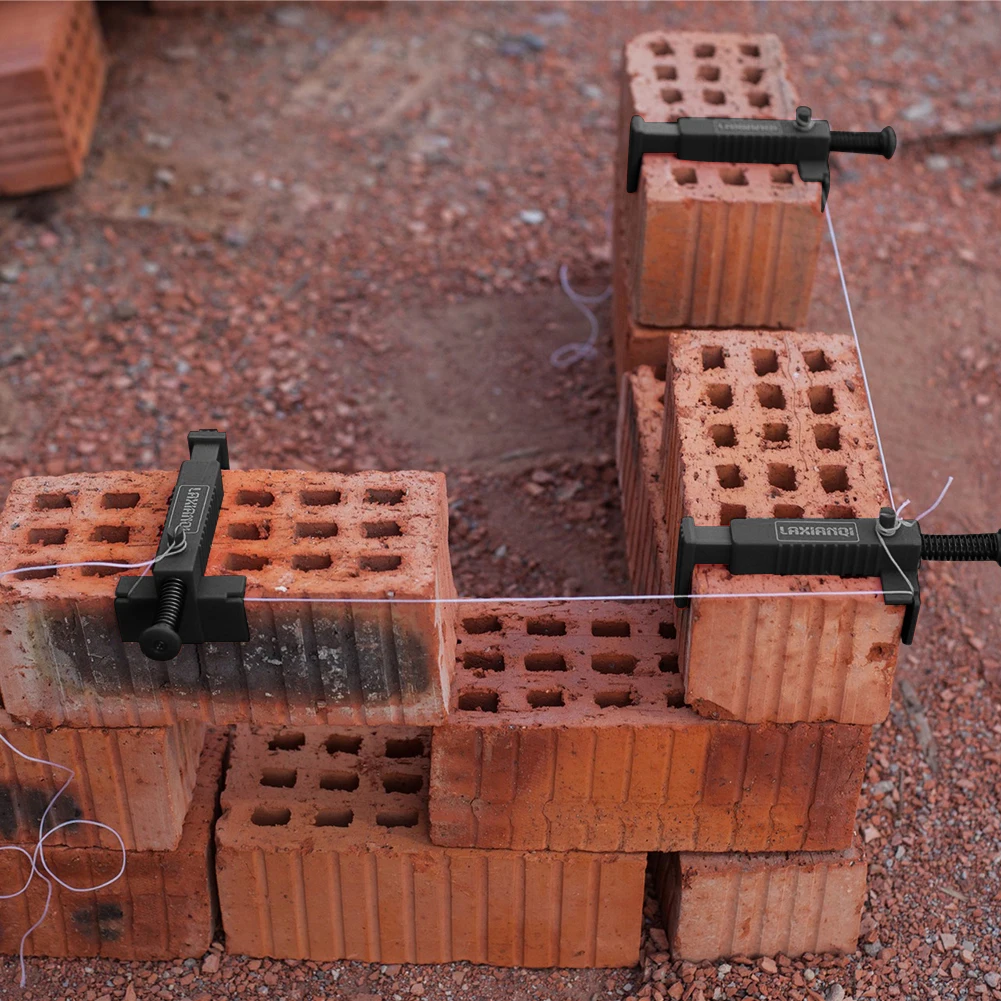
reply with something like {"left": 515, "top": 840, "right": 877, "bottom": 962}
{"left": 743, "top": 66, "right": 764, "bottom": 83}
{"left": 650, "top": 40, "right": 674, "bottom": 56}
{"left": 81, "top": 566, "right": 119, "bottom": 577}
{"left": 325, "top": 734, "right": 362, "bottom": 755}
{"left": 656, "top": 65, "right": 677, "bottom": 80}
{"left": 228, "top": 523, "right": 268, "bottom": 541}
{"left": 252, "top": 807, "right": 291, "bottom": 827}
{"left": 748, "top": 90, "right": 771, "bottom": 108}
{"left": 740, "top": 43, "right": 760, "bottom": 56}
{"left": 527, "top": 689, "right": 565, "bottom": 708}
{"left": 294, "top": 554, "right": 333, "bottom": 571}
{"left": 659, "top": 653, "right": 680, "bottom": 674}
{"left": 716, "top": 464, "right": 743, "bottom": 489}
{"left": 316, "top": 808, "right": 353, "bottom": 828}
{"left": 694, "top": 42, "right": 715, "bottom": 57}
{"left": 525, "top": 653, "right": 567, "bottom": 672}
{"left": 697, "top": 65, "right": 721, "bottom": 81}
{"left": 457, "top": 690, "right": 499, "bottom": 713}
{"left": 592, "top": 620, "right": 630, "bottom": 637}
{"left": 673, "top": 166, "right": 697, "bottom": 185}
{"left": 464, "top": 615, "right": 502, "bottom": 634}
{"left": 527, "top": 618, "right": 566, "bottom": 636}
{"left": 666, "top": 690, "right": 686, "bottom": 708}
{"left": 659, "top": 622, "right": 676, "bottom": 640}
{"left": 809, "top": 386, "right": 836, "bottom": 414}
{"left": 377, "top": 808, "right": 420, "bottom": 829}
{"left": 236, "top": 490, "right": 274, "bottom": 508}
{"left": 36, "top": 493, "right": 73, "bottom": 510}
{"left": 757, "top": 384, "right": 786, "bottom": 409}
{"left": 774, "top": 504, "right": 804, "bottom": 519}
{"left": 300, "top": 489, "right": 341, "bottom": 507}
{"left": 592, "top": 654, "right": 637, "bottom": 676}
{"left": 707, "top": 384, "right": 733, "bottom": 409}
{"left": 360, "top": 554, "right": 402, "bottom": 572}
{"left": 29, "top": 528, "right": 68, "bottom": 546}
{"left": 803, "top": 349, "right": 832, "bottom": 372}
{"left": 720, "top": 503, "right": 747, "bottom": 525}
{"left": 710, "top": 424, "right": 737, "bottom": 447}
{"left": 363, "top": 521, "right": 402, "bottom": 538}
{"left": 383, "top": 773, "right": 423, "bottom": 794}
{"left": 270, "top": 732, "right": 306, "bottom": 751}
{"left": 702, "top": 345, "right": 725, "bottom": 370}
{"left": 771, "top": 168, "right": 794, "bottom": 184}
{"left": 819, "top": 466, "right": 850, "bottom": 493}
{"left": 661, "top": 87, "right": 683, "bottom": 104}
{"left": 768, "top": 464, "right": 797, "bottom": 491}
{"left": 752, "top": 348, "right": 779, "bottom": 376}
{"left": 595, "top": 690, "right": 636, "bottom": 709}
{"left": 320, "top": 771, "right": 360, "bottom": 792}
{"left": 464, "top": 651, "right": 505, "bottom": 673}
{"left": 763, "top": 423, "right": 789, "bottom": 443}
{"left": 15, "top": 567, "right": 57, "bottom": 580}
{"left": 814, "top": 424, "right": 841, "bottom": 451}
{"left": 260, "top": 767, "right": 297, "bottom": 789}
{"left": 719, "top": 167, "right": 748, "bottom": 186}
{"left": 385, "top": 737, "right": 426, "bottom": 758}
{"left": 101, "top": 492, "right": 138, "bottom": 510}
{"left": 364, "top": 488, "right": 404, "bottom": 505}
{"left": 825, "top": 505, "right": 856, "bottom": 519}
{"left": 704, "top": 88, "right": 726, "bottom": 105}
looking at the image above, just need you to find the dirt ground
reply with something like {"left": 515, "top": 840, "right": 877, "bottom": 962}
{"left": 0, "top": 1, "right": 1000, "bottom": 999}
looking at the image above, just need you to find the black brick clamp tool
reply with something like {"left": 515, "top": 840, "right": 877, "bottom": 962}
{"left": 115, "top": 430, "right": 249, "bottom": 661}
{"left": 674, "top": 510, "right": 1001, "bottom": 644}
{"left": 626, "top": 106, "right": 896, "bottom": 208}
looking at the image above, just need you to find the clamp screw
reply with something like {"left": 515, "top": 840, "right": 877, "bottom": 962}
{"left": 139, "top": 578, "right": 186, "bottom": 660}
{"left": 921, "top": 530, "right": 1001, "bottom": 566}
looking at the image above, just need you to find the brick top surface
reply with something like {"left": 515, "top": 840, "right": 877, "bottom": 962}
{"left": 217, "top": 725, "right": 433, "bottom": 850}
{"left": 624, "top": 31, "right": 816, "bottom": 206}
{"left": 449, "top": 600, "right": 685, "bottom": 724}
{"left": 0, "top": 468, "right": 449, "bottom": 600}
{"left": 670, "top": 330, "right": 888, "bottom": 524}
{"left": 0, "top": 2, "right": 78, "bottom": 68}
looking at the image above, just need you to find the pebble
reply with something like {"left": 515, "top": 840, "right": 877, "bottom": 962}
{"left": 271, "top": 4, "right": 306, "bottom": 27}
{"left": 902, "top": 97, "right": 935, "bottom": 121}
{"left": 941, "top": 932, "right": 958, "bottom": 949}
{"left": 520, "top": 209, "right": 546, "bottom": 225}
{"left": 826, "top": 986, "right": 846, "bottom": 1001}
{"left": 161, "top": 44, "right": 199, "bottom": 63}
{"left": 154, "top": 167, "right": 176, "bottom": 187}
{"left": 925, "top": 154, "right": 950, "bottom": 172}
{"left": 759, "top": 957, "right": 778, "bottom": 974}
{"left": 498, "top": 32, "right": 547, "bottom": 57}
{"left": 0, "top": 263, "right": 21, "bottom": 283}
{"left": 986, "top": 973, "right": 1000, "bottom": 989}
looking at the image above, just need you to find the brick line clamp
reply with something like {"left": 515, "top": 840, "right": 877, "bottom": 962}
{"left": 114, "top": 430, "right": 249, "bottom": 661}
{"left": 626, "top": 106, "right": 896, "bottom": 208}
{"left": 673, "top": 511, "right": 1001, "bottom": 643}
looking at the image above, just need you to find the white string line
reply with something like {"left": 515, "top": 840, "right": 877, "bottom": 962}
{"left": 0, "top": 537, "right": 187, "bottom": 581}
{"left": 549, "top": 264, "right": 612, "bottom": 368}
{"left": 913, "top": 475, "right": 954, "bottom": 524}
{"left": 0, "top": 734, "right": 127, "bottom": 988}
{"left": 825, "top": 203, "right": 895, "bottom": 509}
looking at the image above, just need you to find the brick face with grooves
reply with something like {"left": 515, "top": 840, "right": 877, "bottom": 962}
{"left": 215, "top": 726, "right": 645, "bottom": 966}
{"left": 0, "top": 2, "right": 106, "bottom": 194}
{"left": 0, "top": 720, "right": 205, "bottom": 850}
{"left": 0, "top": 469, "right": 456, "bottom": 727}
{"left": 614, "top": 32, "right": 823, "bottom": 340}
{"left": 429, "top": 602, "right": 868, "bottom": 853}
{"left": 654, "top": 837, "right": 868, "bottom": 960}
{"left": 0, "top": 729, "right": 223, "bottom": 959}
{"left": 660, "top": 330, "right": 904, "bottom": 725}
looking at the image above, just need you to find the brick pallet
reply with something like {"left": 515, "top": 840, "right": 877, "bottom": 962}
{"left": 0, "top": 1, "right": 105, "bottom": 195}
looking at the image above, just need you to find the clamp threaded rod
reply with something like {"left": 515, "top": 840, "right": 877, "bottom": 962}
{"left": 829, "top": 127, "right": 896, "bottom": 158}
{"left": 921, "top": 531, "right": 1001, "bottom": 564}
{"left": 139, "top": 578, "right": 187, "bottom": 660}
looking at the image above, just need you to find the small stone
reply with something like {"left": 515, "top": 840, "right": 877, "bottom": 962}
{"left": 271, "top": 4, "right": 305, "bottom": 26}
{"left": 759, "top": 957, "right": 778, "bottom": 974}
{"left": 863, "top": 825, "right": 881, "bottom": 843}
{"left": 222, "top": 226, "right": 250, "bottom": 248}
{"left": 826, "top": 986, "right": 846, "bottom": 1001}
{"left": 941, "top": 932, "right": 958, "bottom": 949}
{"left": 519, "top": 209, "right": 545, "bottom": 225}
{"left": 409, "top": 984, "right": 425, "bottom": 996}
{"left": 649, "top": 927, "right": 668, "bottom": 950}
{"left": 863, "top": 940, "right": 883, "bottom": 957}
{"left": 0, "top": 263, "right": 22, "bottom": 283}
{"left": 804, "top": 969, "right": 816, "bottom": 982}
{"left": 154, "top": 167, "right": 176, "bottom": 187}
{"left": 161, "top": 44, "right": 199, "bottom": 63}
{"left": 958, "top": 248, "right": 977, "bottom": 263}
{"left": 201, "top": 951, "right": 221, "bottom": 974}
{"left": 902, "top": 97, "right": 935, "bottom": 121}
{"left": 985, "top": 972, "right": 1000, "bottom": 989}
{"left": 145, "top": 132, "right": 173, "bottom": 150}
{"left": 113, "top": 301, "right": 137, "bottom": 321}
{"left": 925, "top": 154, "right": 950, "bottom": 172}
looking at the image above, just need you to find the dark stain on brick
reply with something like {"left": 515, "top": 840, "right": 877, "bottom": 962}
{"left": 0, "top": 784, "right": 82, "bottom": 840}
{"left": 72, "top": 902, "right": 124, "bottom": 942}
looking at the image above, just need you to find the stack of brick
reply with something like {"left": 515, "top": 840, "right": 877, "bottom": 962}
{"left": 0, "top": 1, "right": 106, "bottom": 196}
{"left": 0, "top": 465, "right": 456, "bottom": 958}
{"left": 612, "top": 31, "right": 823, "bottom": 380}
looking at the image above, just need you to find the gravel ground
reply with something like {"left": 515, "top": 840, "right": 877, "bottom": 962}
{"left": 0, "top": 1, "right": 1000, "bottom": 998}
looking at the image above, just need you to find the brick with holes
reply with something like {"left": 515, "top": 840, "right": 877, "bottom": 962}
{"left": 215, "top": 725, "right": 646, "bottom": 966}
{"left": 0, "top": 728, "right": 223, "bottom": 959}
{"left": 0, "top": 468, "right": 456, "bottom": 727}
{"left": 429, "top": 602, "right": 868, "bottom": 853}
{"left": 613, "top": 32, "right": 822, "bottom": 369}
{"left": 652, "top": 836, "right": 868, "bottom": 961}
{"left": 0, "top": 719, "right": 205, "bottom": 850}
{"left": 0, "top": 1, "right": 106, "bottom": 195}
{"left": 658, "top": 330, "right": 904, "bottom": 725}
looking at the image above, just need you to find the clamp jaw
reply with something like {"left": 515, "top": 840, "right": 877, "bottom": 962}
{"left": 627, "top": 106, "right": 896, "bottom": 208}
{"left": 115, "top": 430, "right": 249, "bottom": 661}
{"left": 674, "top": 509, "right": 1001, "bottom": 645}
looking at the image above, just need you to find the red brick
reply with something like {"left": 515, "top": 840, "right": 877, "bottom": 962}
{"left": 615, "top": 32, "right": 822, "bottom": 340}
{"left": 653, "top": 836, "right": 867, "bottom": 960}
{"left": 0, "top": 720, "right": 205, "bottom": 850}
{"left": 0, "top": 468, "right": 456, "bottom": 727}
{"left": 660, "top": 331, "right": 904, "bottom": 725}
{"left": 216, "top": 726, "right": 645, "bottom": 966}
{"left": 0, "top": 729, "right": 223, "bottom": 959}
{"left": 0, "top": 2, "right": 105, "bottom": 195}
{"left": 429, "top": 603, "right": 867, "bottom": 853}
